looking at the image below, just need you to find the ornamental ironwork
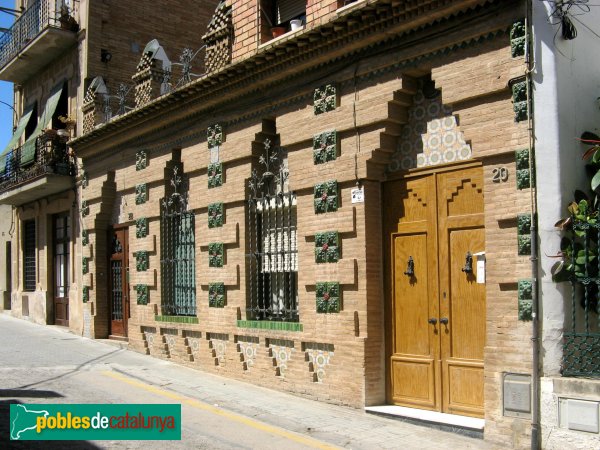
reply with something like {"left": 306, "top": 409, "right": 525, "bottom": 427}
{"left": 160, "top": 166, "right": 196, "bottom": 316}
{"left": 247, "top": 138, "right": 297, "bottom": 322}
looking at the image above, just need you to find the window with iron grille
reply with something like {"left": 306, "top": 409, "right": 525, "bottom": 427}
{"left": 247, "top": 138, "right": 298, "bottom": 321}
{"left": 160, "top": 165, "right": 196, "bottom": 316}
{"left": 23, "top": 219, "right": 36, "bottom": 292}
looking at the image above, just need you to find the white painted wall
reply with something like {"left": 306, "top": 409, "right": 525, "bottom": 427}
{"left": 534, "top": 2, "right": 600, "bottom": 448}
{"left": 533, "top": 0, "right": 600, "bottom": 377}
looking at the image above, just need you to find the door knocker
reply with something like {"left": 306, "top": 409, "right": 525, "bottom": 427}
{"left": 461, "top": 251, "right": 473, "bottom": 273}
{"left": 404, "top": 256, "right": 415, "bottom": 276}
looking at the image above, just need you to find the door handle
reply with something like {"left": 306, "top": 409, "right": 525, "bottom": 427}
{"left": 440, "top": 317, "right": 449, "bottom": 325}
{"left": 428, "top": 318, "right": 437, "bottom": 325}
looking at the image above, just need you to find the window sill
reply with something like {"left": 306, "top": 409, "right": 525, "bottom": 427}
{"left": 237, "top": 320, "right": 303, "bottom": 332}
{"left": 336, "top": 0, "right": 366, "bottom": 16}
{"left": 258, "top": 26, "right": 306, "bottom": 49}
{"left": 155, "top": 315, "right": 199, "bottom": 324}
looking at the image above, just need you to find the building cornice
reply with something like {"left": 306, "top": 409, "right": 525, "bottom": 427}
{"left": 71, "top": 0, "right": 521, "bottom": 155}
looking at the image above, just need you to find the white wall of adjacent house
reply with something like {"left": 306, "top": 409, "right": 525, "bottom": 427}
{"left": 0, "top": 204, "right": 14, "bottom": 311}
{"left": 533, "top": 1, "right": 600, "bottom": 448}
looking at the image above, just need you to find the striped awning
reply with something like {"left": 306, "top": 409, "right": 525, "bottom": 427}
{"left": 20, "top": 82, "right": 64, "bottom": 167}
{"left": 0, "top": 104, "right": 34, "bottom": 172}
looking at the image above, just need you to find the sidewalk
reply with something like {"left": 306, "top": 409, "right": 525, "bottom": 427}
{"left": 1, "top": 313, "right": 491, "bottom": 449}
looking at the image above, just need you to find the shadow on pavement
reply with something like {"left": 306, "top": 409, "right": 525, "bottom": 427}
{"left": 0, "top": 390, "right": 63, "bottom": 398}
{"left": 1, "top": 400, "right": 101, "bottom": 449}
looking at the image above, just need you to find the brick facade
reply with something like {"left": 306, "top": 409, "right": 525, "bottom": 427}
{"left": 5, "top": 0, "right": 541, "bottom": 447}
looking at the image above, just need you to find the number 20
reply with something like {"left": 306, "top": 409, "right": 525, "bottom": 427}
{"left": 492, "top": 167, "right": 508, "bottom": 183}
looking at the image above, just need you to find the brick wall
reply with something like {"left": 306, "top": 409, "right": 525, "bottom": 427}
{"left": 75, "top": 4, "right": 534, "bottom": 446}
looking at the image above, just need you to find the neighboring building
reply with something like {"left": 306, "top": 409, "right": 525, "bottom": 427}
{"left": 533, "top": 2, "right": 600, "bottom": 449}
{"left": 0, "top": 0, "right": 217, "bottom": 326}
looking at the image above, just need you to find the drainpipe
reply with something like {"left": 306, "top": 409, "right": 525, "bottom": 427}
{"left": 525, "top": 0, "right": 540, "bottom": 448}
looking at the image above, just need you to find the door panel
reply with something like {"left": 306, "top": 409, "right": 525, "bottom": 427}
{"left": 387, "top": 165, "right": 485, "bottom": 418}
{"left": 109, "top": 228, "right": 129, "bottom": 337}
{"left": 53, "top": 214, "right": 70, "bottom": 326}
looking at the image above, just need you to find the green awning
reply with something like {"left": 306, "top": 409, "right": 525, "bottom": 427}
{"left": 21, "top": 82, "right": 64, "bottom": 167}
{"left": 0, "top": 104, "right": 34, "bottom": 172}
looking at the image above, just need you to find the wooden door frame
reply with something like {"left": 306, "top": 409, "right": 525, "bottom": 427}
{"left": 52, "top": 212, "right": 70, "bottom": 327}
{"left": 383, "top": 160, "right": 484, "bottom": 408}
{"left": 108, "top": 224, "right": 130, "bottom": 337}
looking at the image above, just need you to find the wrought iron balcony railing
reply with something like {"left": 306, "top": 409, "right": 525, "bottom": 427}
{"left": 561, "top": 220, "right": 600, "bottom": 378}
{"left": 0, "top": 0, "right": 78, "bottom": 71}
{"left": 0, "top": 132, "right": 75, "bottom": 195}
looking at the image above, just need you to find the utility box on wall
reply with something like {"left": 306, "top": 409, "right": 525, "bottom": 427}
{"left": 559, "top": 398, "right": 600, "bottom": 433}
{"left": 503, "top": 373, "right": 532, "bottom": 419}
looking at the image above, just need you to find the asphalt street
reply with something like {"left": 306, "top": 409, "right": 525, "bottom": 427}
{"left": 0, "top": 313, "right": 489, "bottom": 449}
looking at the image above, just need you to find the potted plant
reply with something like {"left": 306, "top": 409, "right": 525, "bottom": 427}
{"left": 58, "top": 115, "right": 76, "bottom": 139}
{"left": 271, "top": 26, "right": 286, "bottom": 38}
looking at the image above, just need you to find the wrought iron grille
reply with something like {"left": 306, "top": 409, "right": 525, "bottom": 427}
{"left": 160, "top": 166, "right": 196, "bottom": 316}
{"left": 111, "top": 260, "right": 123, "bottom": 321}
{"left": 23, "top": 219, "right": 36, "bottom": 292}
{"left": 247, "top": 139, "right": 298, "bottom": 321}
{"left": 0, "top": 134, "right": 74, "bottom": 195}
{"left": 562, "top": 220, "right": 600, "bottom": 377}
{"left": 53, "top": 213, "right": 70, "bottom": 299}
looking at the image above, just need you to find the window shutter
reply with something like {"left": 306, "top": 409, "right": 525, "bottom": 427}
{"left": 276, "top": 0, "right": 305, "bottom": 24}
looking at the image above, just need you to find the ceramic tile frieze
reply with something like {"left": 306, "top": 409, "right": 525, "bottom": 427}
{"left": 517, "top": 213, "right": 532, "bottom": 256}
{"left": 315, "top": 231, "right": 339, "bottom": 263}
{"left": 515, "top": 148, "right": 534, "bottom": 190}
{"left": 82, "top": 257, "right": 89, "bottom": 275}
{"left": 208, "top": 242, "right": 224, "bottom": 267}
{"left": 208, "top": 162, "right": 223, "bottom": 188}
{"left": 387, "top": 88, "right": 471, "bottom": 172}
{"left": 314, "top": 84, "right": 336, "bottom": 115}
{"left": 81, "top": 200, "right": 89, "bottom": 217}
{"left": 136, "top": 150, "right": 148, "bottom": 170}
{"left": 208, "top": 202, "right": 224, "bottom": 228}
{"left": 314, "top": 180, "right": 338, "bottom": 213}
{"left": 82, "top": 229, "right": 89, "bottom": 246}
{"left": 518, "top": 279, "right": 533, "bottom": 321}
{"left": 82, "top": 286, "right": 89, "bottom": 303}
{"left": 304, "top": 343, "right": 334, "bottom": 383}
{"left": 136, "top": 251, "right": 149, "bottom": 271}
{"left": 136, "top": 218, "right": 148, "bottom": 238}
{"left": 207, "top": 123, "right": 224, "bottom": 148}
{"left": 316, "top": 282, "right": 341, "bottom": 313}
{"left": 135, "top": 183, "right": 147, "bottom": 204}
{"left": 137, "top": 284, "right": 149, "bottom": 305}
{"left": 209, "top": 282, "right": 226, "bottom": 307}
{"left": 512, "top": 80, "right": 529, "bottom": 122}
{"left": 510, "top": 19, "right": 526, "bottom": 58}
{"left": 313, "top": 130, "right": 337, "bottom": 164}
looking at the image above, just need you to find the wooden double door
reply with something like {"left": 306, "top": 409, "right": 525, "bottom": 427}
{"left": 109, "top": 227, "right": 129, "bottom": 337}
{"left": 384, "top": 165, "right": 486, "bottom": 418}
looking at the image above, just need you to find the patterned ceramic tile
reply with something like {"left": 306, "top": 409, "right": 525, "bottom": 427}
{"left": 387, "top": 87, "right": 472, "bottom": 172}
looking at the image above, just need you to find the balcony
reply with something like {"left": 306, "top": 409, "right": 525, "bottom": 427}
{"left": 0, "top": 131, "right": 75, "bottom": 206}
{"left": 0, "top": 0, "right": 79, "bottom": 83}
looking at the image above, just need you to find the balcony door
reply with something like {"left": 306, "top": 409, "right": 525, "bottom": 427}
{"left": 53, "top": 213, "right": 70, "bottom": 326}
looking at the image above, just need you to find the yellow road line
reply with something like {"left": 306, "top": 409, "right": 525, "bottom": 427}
{"left": 102, "top": 370, "right": 339, "bottom": 450}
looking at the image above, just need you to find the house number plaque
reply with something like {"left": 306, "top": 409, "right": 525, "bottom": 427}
{"left": 492, "top": 167, "right": 509, "bottom": 183}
